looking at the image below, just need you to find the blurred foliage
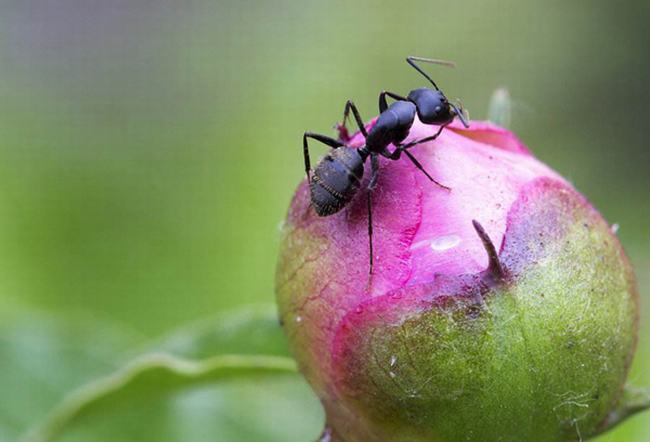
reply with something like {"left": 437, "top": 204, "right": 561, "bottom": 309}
{"left": 2, "top": 306, "right": 321, "bottom": 441}
{"left": 0, "top": 0, "right": 648, "bottom": 440}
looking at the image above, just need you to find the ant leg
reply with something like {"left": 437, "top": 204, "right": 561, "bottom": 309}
{"left": 401, "top": 149, "right": 450, "bottom": 190}
{"left": 367, "top": 192, "right": 374, "bottom": 275}
{"left": 342, "top": 100, "right": 368, "bottom": 138}
{"left": 385, "top": 139, "right": 449, "bottom": 191}
{"left": 379, "top": 90, "right": 408, "bottom": 113}
{"left": 368, "top": 153, "right": 380, "bottom": 191}
{"left": 303, "top": 132, "right": 344, "bottom": 182}
{"left": 381, "top": 126, "right": 449, "bottom": 189}
{"left": 400, "top": 125, "right": 446, "bottom": 150}
{"left": 367, "top": 154, "right": 380, "bottom": 275}
{"left": 379, "top": 120, "right": 442, "bottom": 161}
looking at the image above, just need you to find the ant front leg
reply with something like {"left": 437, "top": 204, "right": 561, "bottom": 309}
{"left": 379, "top": 90, "right": 408, "bottom": 113}
{"left": 400, "top": 124, "right": 446, "bottom": 150}
{"left": 303, "top": 132, "right": 344, "bottom": 182}
{"left": 400, "top": 148, "right": 450, "bottom": 190}
{"left": 384, "top": 130, "right": 451, "bottom": 191}
{"left": 342, "top": 100, "right": 368, "bottom": 138}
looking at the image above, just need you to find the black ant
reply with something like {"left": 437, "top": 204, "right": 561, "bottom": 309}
{"left": 338, "top": 57, "right": 469, "bottom": 144}
{"left": 302, "top": 56, "right": 468, "bottom": 275}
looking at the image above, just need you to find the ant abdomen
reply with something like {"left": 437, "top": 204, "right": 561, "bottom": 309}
{"left": 310, "top": 147, "right": 365, "bottom": 216}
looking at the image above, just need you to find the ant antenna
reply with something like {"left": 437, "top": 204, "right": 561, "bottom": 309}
{"left": 450, "top": 101, "right": 470, "bottom": 128}
{"left": 406, "top": 56, "right": 456, "bottom": 91}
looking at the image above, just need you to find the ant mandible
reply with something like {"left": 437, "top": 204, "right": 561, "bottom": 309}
{"left": 302, "top": 56, "right": 469, "bottom": 275}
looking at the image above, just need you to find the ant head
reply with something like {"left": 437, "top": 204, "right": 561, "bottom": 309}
{"left": 405, "top": 56, "right": 469, "bottom": 127}
{"left": 408, "top": 88, "right": 455, "bottom": 126}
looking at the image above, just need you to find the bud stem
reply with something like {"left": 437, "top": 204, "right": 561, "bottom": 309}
{"left": 595, "top": 385, "right": 650, "bottom": 437}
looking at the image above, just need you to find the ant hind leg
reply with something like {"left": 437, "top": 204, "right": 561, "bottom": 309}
{"left": 303, "top": 132, "right": 344, "bottom": 182}
{"left": 342, "top": 100, "right": 369, "bottom": 138}
{"left": 366, "top": 154, "right": 380, "bottom": 276}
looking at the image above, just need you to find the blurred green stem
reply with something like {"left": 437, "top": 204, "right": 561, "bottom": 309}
{"left": 487, "top": 87, "right": 511, "bottom": 129}
{"left": 594, "top": 385, "right": 650, "bottom": 437}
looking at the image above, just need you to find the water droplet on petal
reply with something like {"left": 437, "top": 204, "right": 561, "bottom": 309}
{"left": 430, "top": 234, "right": 461, "bottom": 251}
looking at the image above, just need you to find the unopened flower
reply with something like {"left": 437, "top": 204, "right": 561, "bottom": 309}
{"left": 276, "top": 117, "right": 638, "bottom": 441}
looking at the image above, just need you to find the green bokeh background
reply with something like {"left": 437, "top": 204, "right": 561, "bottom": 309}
{"left": 0, "top": 1, "right": 648, "bottom": 440}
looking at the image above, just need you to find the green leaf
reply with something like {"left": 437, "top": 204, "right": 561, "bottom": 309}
{"left": 10, "top": 305, "right": 323, "bottom": 442}
{"left": 149, "top": 303, "right": 291, "bottom": 359}
{"left": 0, "top": 314, "right": 143, "bottom": 441}
{"left": 23, "top": 354, "right": 322, "bottom": 442}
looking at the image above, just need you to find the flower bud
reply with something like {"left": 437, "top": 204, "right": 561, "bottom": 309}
{"left": 276, "top": 118, "right": 638, "bottom": 441}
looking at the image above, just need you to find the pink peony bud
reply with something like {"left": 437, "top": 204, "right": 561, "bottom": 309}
{"left": 276, "top": 117, "right": 639, "bottom": 441}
